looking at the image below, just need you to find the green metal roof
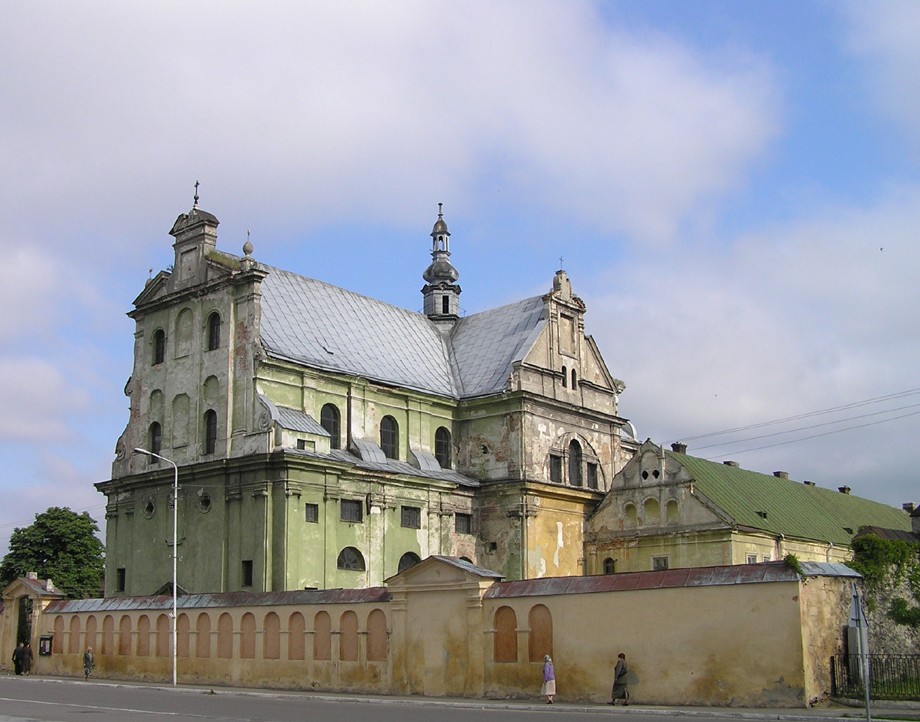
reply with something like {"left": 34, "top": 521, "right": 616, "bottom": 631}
{"left": 669, "top": 451, "right": 911, "bottom": 547}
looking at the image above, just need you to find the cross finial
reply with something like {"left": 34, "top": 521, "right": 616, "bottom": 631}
{"left": 437, "top": 202, "right": 443, "bottom": 219}
{"left": 559, "top": 256, "right": 564, "bottom": 270}
{"left": 193, "top": 180, "right": 200, "bottom": 208}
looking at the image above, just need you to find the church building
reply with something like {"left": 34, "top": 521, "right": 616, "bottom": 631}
{"left": 96, "top": 198, "right": 636, "bottom": 596}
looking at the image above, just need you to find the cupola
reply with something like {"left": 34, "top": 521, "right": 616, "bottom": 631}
{"left": 421, "top": 203, "right": 461, "bottom": 322}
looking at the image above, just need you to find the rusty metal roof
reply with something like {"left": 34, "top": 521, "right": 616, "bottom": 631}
{"left": 483, "top": 561, "right": 856, "bottom": 599}
{"left": 44, "top": 587, "right": 391, "bottom": 614}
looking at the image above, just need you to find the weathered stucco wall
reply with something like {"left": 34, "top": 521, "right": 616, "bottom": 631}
{"left": 2, "top": 561, "right": 853, "bottom": 708}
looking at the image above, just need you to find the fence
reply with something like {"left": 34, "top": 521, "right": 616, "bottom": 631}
{"left": 831, "top": 655, "right": 920, "bottom": 700}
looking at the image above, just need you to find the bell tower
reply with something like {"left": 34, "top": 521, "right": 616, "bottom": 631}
{"left": 421, "top": 203, "right": 461, "bottom": 322}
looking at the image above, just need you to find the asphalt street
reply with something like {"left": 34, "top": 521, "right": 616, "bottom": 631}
{"left": 0, "top": 675, "right": 917, "bottom": 722}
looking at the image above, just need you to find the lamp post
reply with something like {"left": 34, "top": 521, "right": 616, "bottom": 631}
{"left": 133, "top": 447, "right": 178, "bottom": 687}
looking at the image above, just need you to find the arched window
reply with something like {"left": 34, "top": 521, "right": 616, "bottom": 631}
{"left": 207, "top": 312, "right": 221, "bottom": 351}
{"left": 493, "top": 606, "right": 517, "bottom": 663}
{"left": 196, "top": 613, "right": 210, "bottom": 658}
{"left": 263, "top": 611, "right": 280, "bottom": 660}
{"left": 118, "top": 615, "right": 131, "bottom": 655}
{"left": 643, "top": 497, "right": 660, "bottom": 525}
{"left": 441, "top": 296, "right": 450, "bottom": 314}
{"left": 176, "top": 613, "right": 190, "bottom": 658}
{"left": 320, "top": 404, "right": 341, "bottom": 450}
{"left": 136, "top": 615, "right": 150, "bottom": 657}
{"left": 288, "top": 612, "right": 305, "bottom": 661}
{"left": 434, "top": 426, "right": 451, "bottom": 469}
{"left": 217, "top": 613, "right": 233, "bottom": 659}
{"left": 340, "top": 611, "right": 359, "bottom": 661}
{"left": 149, "top": 422, "right": 162, "bottom": 459}
{"left": 380, "top": 415, "right": 398, "bottom": 459}
{"left": 561, "top": 365, "right": 568, "bottom": 388}
{"left": 313, "top": 611, "right": 331, "bottom": 661}
{"left": 666, "top": 499, "right": 679, "bottom": 525}
{"left": 204, "top": 410, "right": 217, "bottom": 455}
{"left": 366, "top": 609, "right": 388, "bottom": 662}
{"left": 568, "top": 439, "right": 582, "bottom": 486}
{"left": 571, "top": 369, "right": 577, "bottom": 388}
{"left": 240, "top": 613, "right": 256, "bottom": 659}
{"left": 337, "top": 546, "right": 365, "bottom": 571}
{"left": 398, "top": 552, "right": 421, "bottom": 572}
{"left": 153, "top": 329, "right": 166, "bottom": 365}
{"left": 603, "top": 558, "right": 616, "bottom": 575}
{"left": 528, "top": 604, "right": 553, "bottom": 662}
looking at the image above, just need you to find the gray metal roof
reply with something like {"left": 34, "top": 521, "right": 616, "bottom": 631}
{"left": 292, "top": 448, "right": 480, "bottom": 488}
{"left": 450, "top": 295, "right": 546, "bottom": 397}
{"left": 259, "top": 266, "right": 546, "bottom": 400}
{"left": 275, "top": 406, "right": 328, "bottom": 436}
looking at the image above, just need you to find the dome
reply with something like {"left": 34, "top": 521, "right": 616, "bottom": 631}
{"left": 423, "top": 258, "right": 459, "bottom": 283}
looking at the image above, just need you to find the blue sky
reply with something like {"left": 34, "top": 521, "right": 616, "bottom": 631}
{"left": 1, "top": 1, "right": 919, "bottom": 555}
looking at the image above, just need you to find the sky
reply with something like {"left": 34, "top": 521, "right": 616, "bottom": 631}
{"left": 1, "top": 1, "right": 918, "bottom": 556}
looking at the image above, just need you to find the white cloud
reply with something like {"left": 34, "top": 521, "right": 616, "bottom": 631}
{"left": 0, "top": 358, "right": 91, "bottom": 441}
{"left": 588, "top": 184, "right": 920, "bottom": 506}
{"left": 0, "top": 1, "right": 778, "bottom": 248}
{"left": 838, "top": 0, "right": 920, "bottom": 152}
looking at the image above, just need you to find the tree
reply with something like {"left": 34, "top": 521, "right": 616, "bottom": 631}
{"left": 0, "top": 507, "right": 105, "bottom": 599}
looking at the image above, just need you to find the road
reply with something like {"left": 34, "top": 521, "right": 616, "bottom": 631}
{"left": 0, "top": 676, "right": 630, "bottom": 722}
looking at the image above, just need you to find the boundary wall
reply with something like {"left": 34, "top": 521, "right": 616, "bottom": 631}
{"left": 0, "top": 558, "right": 857, "bottom": 707}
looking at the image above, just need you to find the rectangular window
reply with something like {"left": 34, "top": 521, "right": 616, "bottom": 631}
{"left": 455, "top": 513, "right": 472, "bottom": 535}
{"left": 304, "top": 503, "right": 319, "bottom": 523}
{"left": 746, "top": 554, "right": 758, "bottom": 565}
{"left": 586, "top": 462, "right": 598, "bottom": 489}
{"left": 652, "top": 556, "right": 669, "bottom": 571}
{"left": 341, "top": 499, "right": 363, "bottom": 523}
{"left": 401, "top": 506, "right": 421, "bottom": 529}
{"left": 549, "top": 454, "right": 563, "bottom": 483}
{"left": 116, "top": 567, "right": 126, "bottom": 593}
{"left": 242, "top": 560, "right": 253, "bottom": 587}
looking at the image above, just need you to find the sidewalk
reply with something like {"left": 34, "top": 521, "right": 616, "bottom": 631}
{"left": 24, "top": 675, "right": 920, "bottom": 721}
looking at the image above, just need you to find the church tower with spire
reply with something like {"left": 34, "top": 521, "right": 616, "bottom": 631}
{"left": 421, "top": 203, "right": 461, "bottom": 322}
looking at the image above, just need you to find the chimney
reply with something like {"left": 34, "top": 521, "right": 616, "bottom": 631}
{"left": 26, "top": 571, "right": 37, "bottom": 580}
{"left": 773, "top": 471, "right": 788, "bottom": 479}
{"left": 671, "top": 442, "right": 687, "bottom": 454}
{"left": 44, "top": 579, "right": 54, "bottom": 592}
{"left": 838, "top": 486, "right": 851, "bottom": 494}
{"left": 902, "top": 502, "right": 916, "bottom": 513}
{"left": 723, "top": 460, "right": 740, "bottom": 467}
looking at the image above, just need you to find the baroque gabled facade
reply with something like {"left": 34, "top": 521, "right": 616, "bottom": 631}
{"left": 97, "top": 200, "right": 636, "bottom": 596}
{"left": 585, "top": 439, "right": 914, "bottom": 574}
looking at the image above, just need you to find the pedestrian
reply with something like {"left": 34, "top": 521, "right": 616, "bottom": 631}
{"left": 83, "top": 647, "right": 95, "bottom": 680}
{"left": 11, "top": 642, "right": 24, "bottom": 675}
{"left": 541, "top": 654, "right": 556, "bottom": 704}
{"left": 608, "top": 652, "right": 629, "bottom": 705}
{"left": 21, "top": 642, "right": 33, "bottom": 676}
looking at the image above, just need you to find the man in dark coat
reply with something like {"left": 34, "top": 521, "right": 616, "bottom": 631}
{"left": 11, "top": 642, "right": 24, "bottom": 675}
{"left": 21, "top": 642, "right": 33, "bottom": 675}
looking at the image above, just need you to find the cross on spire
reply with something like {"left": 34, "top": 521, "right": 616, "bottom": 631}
{"left": 193, "top": 180, "right": 200, "bottom": 208}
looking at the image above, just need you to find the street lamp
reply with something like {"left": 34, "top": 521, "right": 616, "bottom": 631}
{"left": 133, "top": 447, "right": 179, "bottom": 687}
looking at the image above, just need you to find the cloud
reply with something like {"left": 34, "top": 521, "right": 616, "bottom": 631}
{"left": 0, "top": 358, "right": 91, "bottom": 441}
{"left": 838, "top": 0, "right": 920, "bottom": 151}
{"left": 587, "top": 183, "right": 920, "bottom": 505}
{"left": 0, "top": 1, "right": 779, "bottom": 249}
